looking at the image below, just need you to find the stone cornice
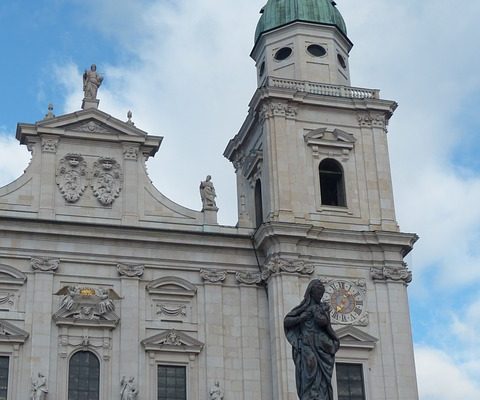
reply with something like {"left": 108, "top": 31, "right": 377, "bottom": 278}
{"left": 254, "top": 222, "right": 418, "bottom": 256}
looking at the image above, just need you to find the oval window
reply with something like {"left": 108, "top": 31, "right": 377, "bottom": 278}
{"left": 259, "top": 61, "right": 265, "bottom": 77}
{"left": 274, "top": 47, "right": 293, "bottom": 61}
{"left": 337, "top": 54, "right": 347, "bottom": 69}
{"left": 307, "top": 44, "right": 327, "bottom": 57}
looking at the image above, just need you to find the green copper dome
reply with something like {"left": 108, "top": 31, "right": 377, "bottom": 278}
{"left": 255, "top": 0, "right": 347, "bottom": 43}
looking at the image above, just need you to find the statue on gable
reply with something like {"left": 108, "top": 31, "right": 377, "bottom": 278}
{"left": 31, "top": 372, "right": 48, "bottom": 400}
{"left": 284, "top": 279, "right": 340, "bottom": 400}
{"left": 200, "top": 175, "right": 218, "bottom": 211}
{"left": 83, "top": 64, "right": 103, "bottom": 100}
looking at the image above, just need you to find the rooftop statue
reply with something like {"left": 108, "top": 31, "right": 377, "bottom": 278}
{"left": 284, "top": 279, "right": 340, "bottom": 400}
{"left": 200, "top": 175, "right": 218, "bottom": 211}
{"left": 83, "top": 64, "right": 103, "bottom": 100}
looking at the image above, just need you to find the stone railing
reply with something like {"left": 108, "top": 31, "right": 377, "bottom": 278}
{"left": 266, "top": 76, "right": 380, "bottom": 99}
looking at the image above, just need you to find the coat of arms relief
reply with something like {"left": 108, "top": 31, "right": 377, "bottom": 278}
{"left": 55, "top": 154, "right": 88, "bottom": 203}
{"left": 56, "top": 154, "right": 123, "bottom": 206}
{"left": 91, "top": 157, "right": 123, "bottom": 206}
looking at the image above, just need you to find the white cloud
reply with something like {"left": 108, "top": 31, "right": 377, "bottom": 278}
{"left": 415, "top": 346, "right": 480, "bottom": 400}
{"left": 0, "top": 133, "right": 31, "bottom": 189}
{"left": 44, "top": 0, "right": 480, "bottom": 289}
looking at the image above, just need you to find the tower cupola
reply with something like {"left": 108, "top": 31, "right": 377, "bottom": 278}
{"left": 252, "top": 0, "right": 353, "bottom": 87}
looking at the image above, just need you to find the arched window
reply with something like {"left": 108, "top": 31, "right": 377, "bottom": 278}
{"left": 254, "top": 180, "right": 263, "bottom": 228}
{"left": 319, "top": 159, "right": 346, "bottom": 207}
{"left": 68, "top": 351, "right": 100, "bottom": 400}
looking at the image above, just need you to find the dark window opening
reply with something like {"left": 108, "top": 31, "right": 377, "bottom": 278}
{"left": 338, "top": 54, "right": 347, "bottom": 69}
{"left": 274, "top": 47, "right": 293, "bottom": 61}
{"left": 68, "top": 351, "right": 100, "bottom": 400}
{"left": 0, "top": 357, "right": 8, "bottom": 400}
{"left": 157, "top": 365, "right": 186, "bottom": 400}
{"left": 307, "top": 44, "right": 327, "bottom": 57}
{"left": 319, "top": 159, "right": 346, "bottom": 207}
{"left": 336, "top": 363, "right": 366, "bottom": 400}
{"left": 255, "top": 180, "right": 264, "bottom": 228}
{"left": 259, "top": 61, "right": 265, "bottom": 77}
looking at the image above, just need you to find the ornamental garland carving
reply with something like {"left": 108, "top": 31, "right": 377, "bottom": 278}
{"left": 235, "top": 271, "right": 263, "bottom": 285}
{"left": 117, "top": 264, "right": 144, "bottom": 278}
{"left": 157, "top": 303, "right": 187, "bottom": 318}
{"left": 31, "top": 257, "right": 60, "bottom": 272}
{"left": 262, "top": 257, "right": 315, "bottom": 279}
{"left": 91, "top": 157, "right": 123, "bottom": 206}
{"left": 370, "top": 266, "right": 412, "bottom": 284}
{"left": 56, "top": 154, "right": 88, "bottom": 203}
{"left": 200, "top": 269, "right": 227, "bottom": 283}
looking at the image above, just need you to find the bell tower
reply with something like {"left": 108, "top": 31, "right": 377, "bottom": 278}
{"left": 224, "top": 1, "right": 420, "bottom": 400}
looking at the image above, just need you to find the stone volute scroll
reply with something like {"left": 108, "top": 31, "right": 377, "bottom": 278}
{"left": 31, "top": 372, "right": 48, "bottom": 400}
{"left": 82, "top": 64, "right": 103, "bottom": 110}
{"left": 284, "top": 279, "right": 340, "bottom": 400}
{"left": 91, "top": 157, "right": 123, "bottom": 206}
{"left": 120, "top": 376, "right": 139, "bottom": 400}
{"left": 56, "top": 153, "right": 88, "bottom": 203}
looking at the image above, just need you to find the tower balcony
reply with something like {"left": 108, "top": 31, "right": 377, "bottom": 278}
{"left": 265, "top": 76, "right": 380, "bottom": 100}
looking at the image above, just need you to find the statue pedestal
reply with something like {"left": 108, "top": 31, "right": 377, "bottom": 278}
{"left": 82, "top": 98, "right": 100, "bottom": 110}
{"left": 202, "top": 209, "right": 218, "bottom": 225}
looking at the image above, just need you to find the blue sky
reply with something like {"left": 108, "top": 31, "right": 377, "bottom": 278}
{"left": 1, "top": 1, "right": 480, "bottom": 398}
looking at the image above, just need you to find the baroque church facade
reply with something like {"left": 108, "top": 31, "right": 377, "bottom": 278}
{"left": 0, "top": 1, "right": 419, "bottom": 399}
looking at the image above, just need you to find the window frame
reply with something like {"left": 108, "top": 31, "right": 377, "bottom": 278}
{"left": 156, "top": 363, "right": 188, "bottom": 400}
{"left": 319, "top": 158, "right": 347, "bottom": 208}
{"left": 67, "top": 350, "right": 102, "bottom": 400}
{"left": 0, "top": 355, "right": 9, "bottom": 400}
{"left": 332, "top": 359, "right": 370, "bottom": 400}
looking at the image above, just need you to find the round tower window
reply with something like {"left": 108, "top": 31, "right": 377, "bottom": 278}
{"left": 259, "top": 61, "right": 265, "bottom": 77}
{"left": 274, "top": 47, "right": 293, "bottom": 61}
{"left": 307, "top": 44, "right": 327, "bottom": 57}
{"left": 337, "top": 54, "right": 347, "bottom": 69}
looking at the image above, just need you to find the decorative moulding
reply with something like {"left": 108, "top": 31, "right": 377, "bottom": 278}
{"left": 0, "top": 320, "right": 29, "bottom": 344}
{"left": 142, "top": 329, "right": 204, "bottom": 354}
{"left": 146, "top": 277, "right": 197, "bottom": 297}
{"left": 0, "top": 264, "right": 27, "bottom": 285}
{"left": 303, "top": 128, "right": 355, "bottom": 160}
{"left": 262, "top": 257, "right": 315, "bottom": 280}
{"left": 335, "top": 325, "right": 378, "bottom": 351}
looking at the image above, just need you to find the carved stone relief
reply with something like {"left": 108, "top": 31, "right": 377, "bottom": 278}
{"left": 0, "top": 292, "right": 15, "bottom": 310}
{"left": 56, "top": 154, "right": 88, "bottom": 203}
{"left": 157, "top": 303, "right": 187, "bottom": 318}
{"left": 91, "top": 157, "right": 123, "bottom": 206}
{"left": 41, "top": 137, "right": 59, "bottom": 153}
{"left": 371, "top": 266, "right": 412, "bottom": 284}
{"left": 260, "top": 102, "right": 297, "bottom": 120}
{"left": 262, "top": 257, "right": 315, "bottom": 280}
{"left": 357, "top": 113, "right": 386, "bottom": 129}
{"left": 200, "top": 269, "right": 227, "bottom": 283}
{"left": 58, "top": 332, "right": 112, "bottom": 360}
{"left": 123, "top": 146, "right": 139, "bottom": 160}
{"left": 31, "top": 257, "right": 60, "bottom": 272}
{"left": 121, "top": 376, "right": 139, "bottom": 400}
{"left": 54, "top": 286, "right": 121, "bottom": 326}
{"left": 117, "top": 264, "right": 144, "bottom": 278}
{"left": 235, "top": 271, "right": 263, "bottom": 285}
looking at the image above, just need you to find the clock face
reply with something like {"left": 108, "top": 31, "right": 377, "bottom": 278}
{"left": 323, "top": 280, "right": 365, "bottom": 324}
